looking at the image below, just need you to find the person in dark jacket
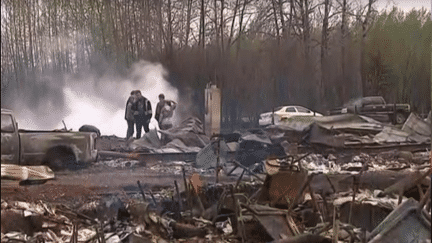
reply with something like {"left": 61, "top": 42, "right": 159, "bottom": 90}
{"left": 125, "top": 91, "right": 136, "bottom": 139}
{"left": 132, "top": 90, "right": 152, "bottom": 139}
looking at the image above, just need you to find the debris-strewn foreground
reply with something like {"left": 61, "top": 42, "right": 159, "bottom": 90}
{"left": 1, "top": 114, "right": 431, "bottom": 243}
{"left": 2, "top": 153, "right": 430, "bottom": 243}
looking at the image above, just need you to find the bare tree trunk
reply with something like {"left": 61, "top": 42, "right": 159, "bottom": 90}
{"left": 199, "top": 0, "right": 205, "bottom": 48}
{"left": 146, "top": 0, "right": 152, "bottom": 53}
{"left": 297, "top": 0, "right": 311, "bottom": 57}
{"left": 303, "top": 0, "right": 310, "bottom": 57}
{"left": 278, "top": 0, "right": 286, "bottom": 38}
{"left": 21, "top": 1, "right": 28, "bottom": 72}
{"left": 320, "top": 0, "right": 330, "bottom": 94}
{"left": 131, "top": 1, "right": 140, "bottom": 59}
{"left": 185, "top": 0, "right": 192, "bottom": 47}
{"left": 111, "top": 0, "right": 120, "bottom": 60}
{"left": 167, "top": 0, "right": 173, "bottom": 55}
{"left": 271, "top": 0, "right": 281, "bottom": 44}
{"left": 288, "top": 0, "right": 294, "bottom": 36}
{"left": 26, "top": 0, "right": 34, "bottom": 70}
{"left": 236, "top": 0, "right": 248, "bottom": 56}
{"left": 341, "top": 0, "right": 347, "bottom": 100}
{"left": 360, "top": 0, "right": 375, "bottom": 97}
{"left": 227, "top": 0, "right": 239, "bottom": 50}
{"left": 156, "top": 0, "right": 165, "bottom": 55}
{"left": 220, "top": 0, "right": 224, "bottom": 54}
{"left": 214, "top": 0, "right": 219, "bottom": 49}
{"left": 11, "top": 1, "right": 20, "bottom": 89}
{"left": 117, "top": 0, "right": 126, "bottom": 54}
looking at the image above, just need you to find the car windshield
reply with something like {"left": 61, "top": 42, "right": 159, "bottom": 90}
{"left": 344, "top": 98, "right": 363, "bottom": 107}
{"left": 1, "top": 114, "right": 14, "bottom": 132}
{"left": 362, "top": 96, "right": 385, "bottom": 105}
{"left": 274, "top": 106, "right": 284, "bottom": 111}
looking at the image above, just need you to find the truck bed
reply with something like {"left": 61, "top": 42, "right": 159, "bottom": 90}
{"left": 19, "top": 131, "right": 98, "bottom": 165}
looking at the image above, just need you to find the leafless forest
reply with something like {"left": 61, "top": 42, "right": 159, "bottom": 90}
{"left": 1, "top": 0, "right": 431, "bottom": 128}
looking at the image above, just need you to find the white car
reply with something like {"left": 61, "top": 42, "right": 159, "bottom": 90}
{"left": 259, "top": 106, "right": 323, "bottom": 126}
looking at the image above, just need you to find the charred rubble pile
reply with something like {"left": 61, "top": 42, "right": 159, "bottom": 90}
{"left": 129, "top": 117, "right": 210, "bottom": 153}
{"left": 100, "top": 113, "right": 431, "bottom": 160}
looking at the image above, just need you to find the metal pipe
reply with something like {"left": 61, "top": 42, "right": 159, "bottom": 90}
{"left": 232, "top": 160, "right": 264, "bottom": 182}
{"left": 182, "top": 166, "right": 191, "bottom": 209}
{"left": 174, "top": 180, "right": 183, "bottom": 213}
{"left": 235, "top": 169, "right": 246, "bottom": 191}
{"left": 137, "top": 180, "right": 147, "bottom": 202}
{"left": 417, "top": 184, "right": 431, "bottom": 213}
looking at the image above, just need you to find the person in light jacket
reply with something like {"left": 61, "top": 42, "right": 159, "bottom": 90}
{"left": 155, "top": 93, "right": 177, "bottom": 130}
{"left": 125, "top": 91, "right": 136, "bottom": 139}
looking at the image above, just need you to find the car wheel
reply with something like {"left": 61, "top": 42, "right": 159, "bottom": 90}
{"left": 43, "top": 146, "right": 77, "bottom": 171}
{"left": 395, "top": 112, "right": 407, "bottom": 124}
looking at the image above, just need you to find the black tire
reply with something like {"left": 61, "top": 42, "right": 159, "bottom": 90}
{"left": 79, "top": 125, "right": 101, "bottom": 137}
{"left": 395, "top": 112, "right": 407, "bottom": 124}
{"left": 43, "top": 146, "right": 77, "bottom": 171}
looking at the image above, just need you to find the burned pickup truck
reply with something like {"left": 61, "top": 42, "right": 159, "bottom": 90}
{"left": 329, "top": 96, "right": 411, "bottom": 124}
{"left": 1, "top": 108, "right": 98, "bottom": 170}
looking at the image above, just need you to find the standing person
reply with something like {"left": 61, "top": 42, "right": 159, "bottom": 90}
{"left": 155, "top": 93, "right": 177, "bottom": 130}
{"left": 132, "top": 90, "right": 152, "bottom": 139}
{"left": 125, "top": 91, "right": 136, "bottom": 139}
{"left": 143, "top": 94, "right": 152, "bottom": 133}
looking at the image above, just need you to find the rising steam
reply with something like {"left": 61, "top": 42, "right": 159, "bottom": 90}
{"left": 8, "top": 61, "right": 179, "bottom": 137}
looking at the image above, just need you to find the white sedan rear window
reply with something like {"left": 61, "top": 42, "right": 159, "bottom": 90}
{"left": 286, "top": 107, "right": 296, "bottom": 112}
{"left": 296, "top": 106, "right": 311, "bottom": 113}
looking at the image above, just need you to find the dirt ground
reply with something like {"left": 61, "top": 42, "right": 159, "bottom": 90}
{"left": 1, "top": 134, "right": 239, "bottom": 207}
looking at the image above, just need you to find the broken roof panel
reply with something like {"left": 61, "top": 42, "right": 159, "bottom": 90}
{"left": 1, "top": 164, "right": 55, "bottom": 183}
{"left": 314, "top": 114, "right": 383, "bottom": 134}
{"left": 374, "top": 126, "right": 430, "bottom": 144}
{"left": 129, "top": 129, "right": 162, "bottom": 152}
{"left": 402, "top": 113, "right": 431, "bottom": 137}
{"left": 158, "top": 117, "right": 210, "bottom": 148}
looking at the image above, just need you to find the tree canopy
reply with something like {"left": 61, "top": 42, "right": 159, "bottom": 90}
{"left": 1, "top": 0, "right": 430, "bottom": 128}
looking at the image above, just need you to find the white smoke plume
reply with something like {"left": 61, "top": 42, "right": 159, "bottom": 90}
{"left": 12, "top": 61, "right": 179, "bottom": 137}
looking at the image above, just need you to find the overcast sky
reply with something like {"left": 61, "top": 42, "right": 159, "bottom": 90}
{"left": 373, "top": 0, "right": 431, "bottom": 12}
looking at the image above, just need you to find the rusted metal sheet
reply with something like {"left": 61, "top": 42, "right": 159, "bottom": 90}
{"left": 260, "top": 158, "right": 308, "bottom": 207}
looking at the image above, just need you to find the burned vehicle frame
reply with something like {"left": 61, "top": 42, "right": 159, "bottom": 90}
{"left": 1, "top": 108, "right": 98, "bottom": 170}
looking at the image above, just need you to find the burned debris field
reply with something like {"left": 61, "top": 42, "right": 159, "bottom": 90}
{"left": 1, "top": 0, "right": 431, "bottom": 242}
{"left": 2, "top": 113, "right": 431, "bottom": 242}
